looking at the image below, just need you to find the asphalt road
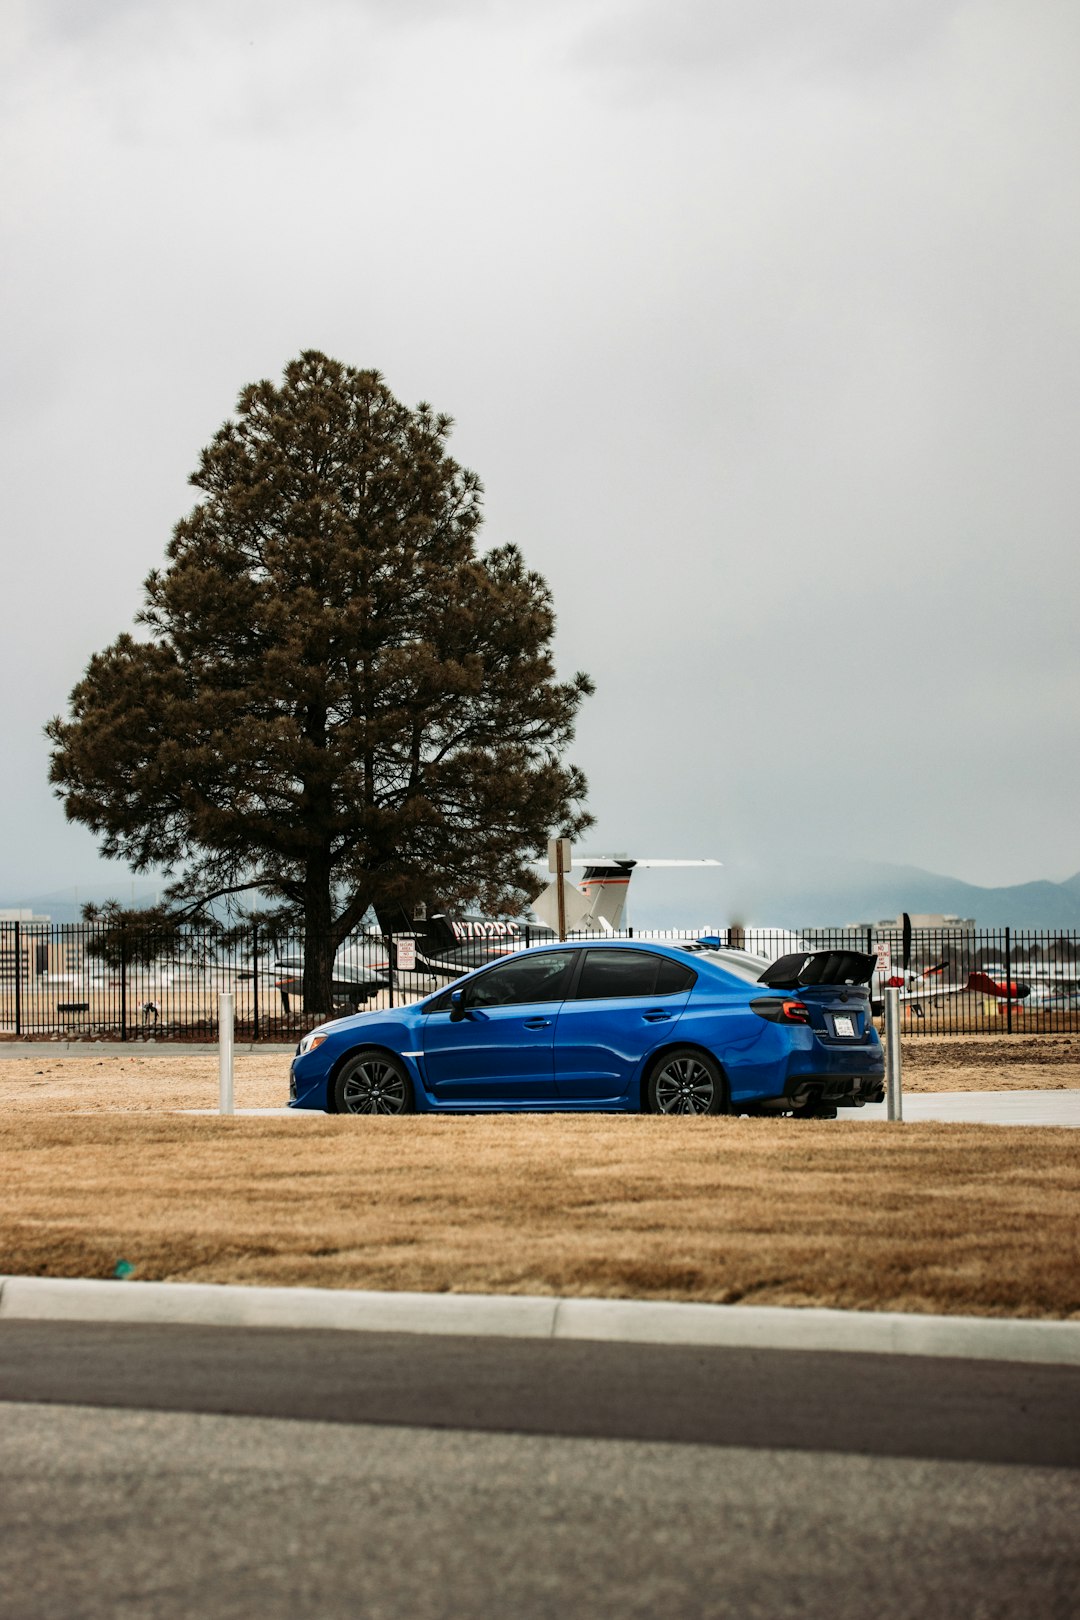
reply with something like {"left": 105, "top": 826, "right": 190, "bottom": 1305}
{"left": 2, "top": 1324, "right": 1079, "bottom": 1619}
{"left": 2, "top": 1321, "right": 1079, "bottom": 1467}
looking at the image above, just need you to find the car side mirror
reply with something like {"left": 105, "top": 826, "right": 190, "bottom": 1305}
{"left": 450, "top": 987, "right": 468, "bottom": 1022}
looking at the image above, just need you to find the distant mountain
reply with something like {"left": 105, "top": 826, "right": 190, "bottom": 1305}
{"left": 729, "top": 862, "right": 1080, "bottom": 931}
{"left": 632, "top": 860, "right": 1080, "bottom": 931}
{"left": 4, "top": 863, "right": 1080, "bottom": 933}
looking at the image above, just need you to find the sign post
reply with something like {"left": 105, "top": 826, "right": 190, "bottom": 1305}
{"left": 218, "top": 992, "right": 235, "bottom": 1116}
{"left": 548, "top": 838, "right": 572, "bottom": 941}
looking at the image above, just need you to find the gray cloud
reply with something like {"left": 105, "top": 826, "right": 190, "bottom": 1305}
{"left": 2, "top": 0, "right": 1078, "bottom": 911}
{"left": 572, "top": 0, "right": 965, "bottom": 90}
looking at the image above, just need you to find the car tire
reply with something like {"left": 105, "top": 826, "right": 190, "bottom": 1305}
{"left": 645, "top": 1048, "right": 726, "bottom": 1116}
{"left": 333, "top": 1049, "right": 415, "bottom": 1115}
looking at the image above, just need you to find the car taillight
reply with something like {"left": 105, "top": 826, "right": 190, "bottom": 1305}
{"left": 750, "top": 996, "right": 811, "bottom": 1024}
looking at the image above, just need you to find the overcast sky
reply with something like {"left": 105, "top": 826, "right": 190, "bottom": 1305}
{"left": 3, "top": 0, "right": 1078, "bottom": 919}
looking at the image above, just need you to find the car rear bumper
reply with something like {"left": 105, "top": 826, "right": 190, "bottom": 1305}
{"left": 754, "top": 1072, "right": 885, "bottom": 1114}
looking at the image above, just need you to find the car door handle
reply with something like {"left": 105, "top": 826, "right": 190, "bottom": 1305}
{"left": 642, "top": 1011, "right": 672, "bottom": 1023}
{"left": 523, "top": 1018, "right": 552, "bottom": 1029}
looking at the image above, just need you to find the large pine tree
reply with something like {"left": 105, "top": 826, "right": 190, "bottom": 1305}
{"left": 47, "top": 352, "right": 593, "bottom": 1012}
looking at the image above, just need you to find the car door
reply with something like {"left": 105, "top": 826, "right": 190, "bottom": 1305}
{"left": 553, "top": 949, "right": 696, "bottom": 1101}
{"left": 421, "top": 950, "right": 576, "bottom": 1103}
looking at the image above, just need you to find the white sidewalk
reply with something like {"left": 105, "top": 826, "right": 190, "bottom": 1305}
{"left": 183, "top": 1091, "right": 1080, "bottom": 1126}
{"left": 855, "top": 1090, "right": 1080, "bottom": 1128}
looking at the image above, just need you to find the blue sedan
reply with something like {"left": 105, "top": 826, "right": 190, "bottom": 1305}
{"left": 289, "top": 940, "right": 884, "bottom": 1119}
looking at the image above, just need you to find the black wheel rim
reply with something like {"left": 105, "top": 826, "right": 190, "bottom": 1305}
{"left": 654, "top": 1056, "right": 715, "bottom": 1115}
{"left": 340, "top": 1059, "right": 408, "bottom": 1115}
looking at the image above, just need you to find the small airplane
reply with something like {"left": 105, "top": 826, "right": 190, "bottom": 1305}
{"left": 876, "top": 916, "right": 1033, "bottom": 1016}
{"left": 272, "top": 938, "right": 391, "bottom": 1012}
{"left": 268, "top": 857, "right": 724, "bottom": 1009}
{"left": 273, "top": 857, "right": 816, "bottom": 1010}
{"left": 370, "top": 856, "right": 724, "bottom": 990}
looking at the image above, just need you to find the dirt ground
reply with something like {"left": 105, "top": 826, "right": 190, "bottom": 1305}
{"left": 2, "top": 1036, "right": 1077, "bottom": 1319}
{"left": 0, "top": 1032, "right": 1077, "bottom": 1115}
{"left": 896, "top": 1034, "right": 1080, "bottom": 1090}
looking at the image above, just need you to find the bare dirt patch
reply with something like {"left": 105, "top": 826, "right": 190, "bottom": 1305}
{"left": 898, "top": 1034, "right": 1080, "bottom": 1091}
{"left": 0, "top": 1052, "right": 287, "bottom": 1114}
{"left": 1, "top": 1113, "right": 1077, "bottom": 1319}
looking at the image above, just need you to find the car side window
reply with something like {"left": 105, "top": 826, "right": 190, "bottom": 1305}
{"left": 655, "top": 957, "right": 696, "bottom": 994}
{"left": 573, "top": 949, "right": 695, "bottom": 999}
{"left": 466, "top": 950, "right": 576, "bottom": 1007}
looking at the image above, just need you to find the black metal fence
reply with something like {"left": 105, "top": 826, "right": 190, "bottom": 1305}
{"left": 730, "top": 925, "right": 1080, "bottom": 1037}
{"left": 1, "top": 918, "right": 1077, "bottom": 1041}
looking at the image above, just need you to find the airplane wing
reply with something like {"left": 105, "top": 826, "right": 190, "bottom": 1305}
{"left": 566, "top": 857, "right": 722, "bottom": 869}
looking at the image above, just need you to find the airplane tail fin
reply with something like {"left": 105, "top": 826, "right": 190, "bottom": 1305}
{"left": 577, "top": 861, "right": 635, "bottom": 932}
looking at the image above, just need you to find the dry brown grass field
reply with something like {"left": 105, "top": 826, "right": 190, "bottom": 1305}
{"left": 2, "top": 1112, "right": 1079, "bottom": 1320}
{"left": 1, "top": 1036, "right": 1077, "bottom": 1319}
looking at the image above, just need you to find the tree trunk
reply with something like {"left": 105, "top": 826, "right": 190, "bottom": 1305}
{"left": 302, "top": 863, "right": 335, "bottom": 1017}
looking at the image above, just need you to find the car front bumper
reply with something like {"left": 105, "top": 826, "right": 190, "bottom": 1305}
{"left": 288, "top": 1055, "right": 333, "bottom": 1110}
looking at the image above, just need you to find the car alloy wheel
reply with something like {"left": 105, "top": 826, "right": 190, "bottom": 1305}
{"left": 648, "top": 1049, "right": 723, "bottom": 1116}
{"left": 334, "top": 1050, "right": 414, "bottom": 1115}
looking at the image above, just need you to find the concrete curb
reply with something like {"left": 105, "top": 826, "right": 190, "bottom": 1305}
{"left": 1, "top": 1277, "right": 1077, "bottom": 1365}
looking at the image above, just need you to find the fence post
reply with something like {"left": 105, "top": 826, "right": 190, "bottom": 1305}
{"left": 1005, "top": 926, "right": 1012, "bottom": 1035}
{"left": 252, "top": 921, "right": 260, "bottom": 1043}
{"left": 884, "top": 986, "right": 903, "bottom": 1120}
{"left": 386, "top": 934, "right": 395, "bottom": 1009}
{"left": 13, "top": 921, "right": 21, "bottom": 1039}
{"left": 119, "top": 927, "right": 128, "bottom": 1043}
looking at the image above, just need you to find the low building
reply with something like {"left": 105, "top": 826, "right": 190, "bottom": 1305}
{"left": 873, "top": 913, "right": 976, "bottom": 932}
{"left": 0, "top": 913, "right": 85, "bottom": 983}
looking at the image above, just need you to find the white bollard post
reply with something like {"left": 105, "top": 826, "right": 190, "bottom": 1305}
{"left": 218, "top": 992, "right": 235, "bottom": 1115}
{"left": 884, "top": 985, "right": 902, "bottom": 1121}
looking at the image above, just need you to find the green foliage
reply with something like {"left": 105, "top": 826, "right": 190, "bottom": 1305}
{"left": 48, "top": 353, "right": 593, "bottom": 1010}
{"left": 79, "top": 902, "right": 184, "bottom": 970}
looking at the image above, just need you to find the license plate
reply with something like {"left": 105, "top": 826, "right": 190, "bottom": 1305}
{"left": 833, "top": 1014, "right": 856, "bottom": 1038}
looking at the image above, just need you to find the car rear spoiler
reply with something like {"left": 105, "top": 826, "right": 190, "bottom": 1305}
{"left": 758, "top": 951, "right": 876, "bottom": 989}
